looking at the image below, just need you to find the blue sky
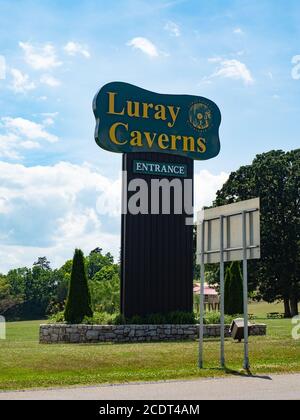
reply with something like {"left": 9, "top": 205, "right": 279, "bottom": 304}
{"left": 0, "top": 0, "right": 299, "bottom": 272}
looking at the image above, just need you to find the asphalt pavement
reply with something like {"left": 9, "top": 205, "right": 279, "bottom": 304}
{"left": 0, "top": 373, "right": 299, "bottom": 400}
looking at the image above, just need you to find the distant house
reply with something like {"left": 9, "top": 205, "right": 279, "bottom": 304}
{"left": 193, "top": 283, "right": 220, "bottom": 311}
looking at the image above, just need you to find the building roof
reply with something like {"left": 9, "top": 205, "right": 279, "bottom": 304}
{"left": 193, "top": 283, "right": 218, "bottom": 296}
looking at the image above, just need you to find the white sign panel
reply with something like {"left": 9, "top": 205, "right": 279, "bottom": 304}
{"left": 197, "top": 198, "right": 260, "bottom": 264}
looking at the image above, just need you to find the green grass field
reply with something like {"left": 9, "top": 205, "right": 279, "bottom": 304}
{"left": 248, "top": 301, "right": 286, "bottom": 318}
{"left": 0, "top": 302, "right": 299, "bottom": 391}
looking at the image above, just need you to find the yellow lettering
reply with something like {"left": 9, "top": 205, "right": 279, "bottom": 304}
{"left": 168, "top": 106, "right": 180, "bottom": 128}
{"left": 142, "top": 103, "right": 154, "bottom": 118}
{"left": 107, "top": 92, "right": 125, "bottom": 116}
{"left": 157, "top": 134, "right": 170, "bottom": 150}
{"left": 109, "top": 122, "right": 128, "bottom": 145}
{"left": 144, "top": 132, "right": 157, "bottom": 148}
{"left": 130, "top": 130, "right": 143, "bottom": 147}
{"left": 127, "top": 101, "right": 140, "bottom": 118}
{"left": 170, "top": 135, "right": 182, "bottom": 150}
{"left": 197, "top": 137, "right": 207, "bottom": 153}
{"left": 183, "top": 136, "right": 195, "bottom": 152}
{"left": 154, "top": 104, "right": 167, "bottom": 121}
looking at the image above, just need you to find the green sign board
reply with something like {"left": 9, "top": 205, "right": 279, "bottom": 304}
{"left": 133, "top": 160, "right": 188, "bottom": 178}
{"left": 93, "top": 82, "right": 221, "bottom": 161}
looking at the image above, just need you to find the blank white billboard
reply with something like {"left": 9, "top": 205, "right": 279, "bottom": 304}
{"left": 197, "top": 198, "right": 260, "bottom": 264}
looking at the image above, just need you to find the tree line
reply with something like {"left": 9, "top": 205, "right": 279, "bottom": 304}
{"left": 0, "top": 248, "right": 120, "bottom": 320}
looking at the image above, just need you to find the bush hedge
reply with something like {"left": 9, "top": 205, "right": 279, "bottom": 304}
{"left": 49, "top": 310, "right": 240, "bottom": 326}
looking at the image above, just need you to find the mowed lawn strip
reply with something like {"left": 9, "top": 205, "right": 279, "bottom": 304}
{"left": 0, "top": 305, "right": 299, "bottom": 390}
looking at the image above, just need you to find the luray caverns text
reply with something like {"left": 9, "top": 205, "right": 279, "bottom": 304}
{"left": 106, "top": 91, "right": 207, "bottom": 154}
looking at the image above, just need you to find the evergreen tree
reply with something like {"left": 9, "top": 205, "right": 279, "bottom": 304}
{"left": 224, "top": 265, "right": 232, "bottom": 315}
{"left": 225, "top": 262, "right": 244, "bottom": 315}
{"left": 64, "top": 249, "right": 93, "bottom": 323}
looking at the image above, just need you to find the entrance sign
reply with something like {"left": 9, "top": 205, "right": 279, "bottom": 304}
{"left": 93, "top": 82, "right": 221, "bottom": 161}
{"left": 196, "top": 198, "right": 260, "bottom": 371}
{"left": 133, "top": 160, "right": 188, "bottom": 178}
{"left": 92, "top": 82, "right": 221, "bottom": 329}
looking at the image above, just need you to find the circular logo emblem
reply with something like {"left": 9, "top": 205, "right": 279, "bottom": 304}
{"left": 188, "top": 103, "right": 212, "bottom": 131}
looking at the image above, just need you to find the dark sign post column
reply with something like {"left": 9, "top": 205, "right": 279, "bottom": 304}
{"left": 121, "top": 152, "right": 194, "bottom": 318}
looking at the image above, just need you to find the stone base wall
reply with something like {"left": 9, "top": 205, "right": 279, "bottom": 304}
{"left": 40, "top": 323, "right": 266, "bottom": 344}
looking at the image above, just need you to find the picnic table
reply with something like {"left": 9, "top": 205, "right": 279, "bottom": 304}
{"left": 267, "top": 312, "right": 284, "bottom": 319}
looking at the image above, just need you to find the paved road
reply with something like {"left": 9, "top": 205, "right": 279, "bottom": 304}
{"left": 0, "top": 374, "right": 299, "bottom": 400}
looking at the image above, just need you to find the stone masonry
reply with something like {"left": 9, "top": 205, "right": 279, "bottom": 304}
{"left": 40, "top": 323, "right": 267, "bottom": 344}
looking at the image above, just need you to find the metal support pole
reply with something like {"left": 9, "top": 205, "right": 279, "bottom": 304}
{"left": 242, "top": 211, "right": 250, "bottom": 370}
{"left": 199, "top": 220, "right": 205, "bottom": 368}
{"left": 219, "top": 215, "right": 225, "bottom": 368}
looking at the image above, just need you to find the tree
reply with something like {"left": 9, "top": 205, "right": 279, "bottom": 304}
{"left": 90, "top": 264, "right": 120, "bottom": 313}
{"left": 33, "top": 257, "right": 51, "bottom": 271}
{"left": 224, "top": 266, "right": 231, "bottom": 315}
{"left": 6, "top": 268, "right": 27, "bottom": 297}
{"left": 64, "top": 249, "right": 93, "bottom": 323}
{"left": 46, "top": 269, "right": 69, "bottom": 315}
{"left": 87, "top": 248, "right": 115, "bottom": 280}
{"left": 4, "top": 265, "right": 55, "bottom": 319}
{"left": 90, "top": 275, "right": 120, "bottom": 314}
{"left": 215, "top": 150, "right": 300, "bottom": 317}
{"left": 92, "top": 265, "right": 119, "bottom": 283}
{"left": 224, "top": 262, "right": 243, "bottom": 315}
{"left": 0, "top": 275, "right": 23, "bottom": 315}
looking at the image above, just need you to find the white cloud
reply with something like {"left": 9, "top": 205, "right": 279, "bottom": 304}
{"left": 212, "top": 59, "right": 254, "bottom": 85}
{"left": 233, "top": 27, "right": 244, "bottom": 35}
{"left": 0, "top": 133, "right": 20, "bottom": 160}
{"left": 0, "top": 161, "right": 121, "bottom": 272}
{"left": 40, "top": 112, "right": 59, "bottom": 127}
{"left": 0, "top": 55, "right": 6, "bottom": 80}
{"left": 42, "top": 117, "right": 55, "bottom": 126}
{"left": 63, "top": 42, "right": 90, "bottom": 58}
{"left": 10, "top": 68, "right": 36, "bottom": 93}
{"left": 194, "top": 170, "right": 229, "bottom": 211}
{"left": 127, "top": 37, "right": 159, "bottom": 58}
{"left": 40, "top": 74, "right": 61, "bottom": 87}
{"left": 291, "top": 55, "right": 300, "bottom": 80}
{"left": 2, "top": 117, "right": 58, "bottom": 143}
{"left": 19, "top": 140, "right": 40, "bottom": 150}
{"left": 0, "top": 117, "right": 58, "bottom": 159}
{"left": 164, "top": 21, "right": 181, "bottom": 37}
{"left": 19, "top": 42, "right": 62, "bottom": 70}
{"left": 0, "top": 161, "right": 228, "bottom": 272}
{"left": 208, "top": 57, "right": 222, "bottom": 63}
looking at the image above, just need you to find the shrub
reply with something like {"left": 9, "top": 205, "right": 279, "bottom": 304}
{"left": 64, "top": 249, "right": 93, "bottom": 324}
{"left": 165, "top": 311, "right": 197, "bottom": 325}
{"left": 202, "top": 311, "right": 236, "bottom": 325}
{"left": 49, "top": 311, "right": 119, "bottom": 325}
{"left": 49, "top": 311, "right": 65, "bottom": 323}
{"left": 123, "top": 311, "right": 196, "bottom": 325}
{"left": 82, "top": 312, "right": 117, "bottom": 325}
{"left": 146, "top": 313, "right": 166, "bottom": 325}
{"left": 49, "top": 310, "right": 205, "bottom": 326}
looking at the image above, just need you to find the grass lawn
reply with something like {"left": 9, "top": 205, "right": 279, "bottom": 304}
{"left": 0, "top": 305, "right": 299, "bottom": 390}
{"left": 248, "top": 301, "right": 289, "bottom": 318}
